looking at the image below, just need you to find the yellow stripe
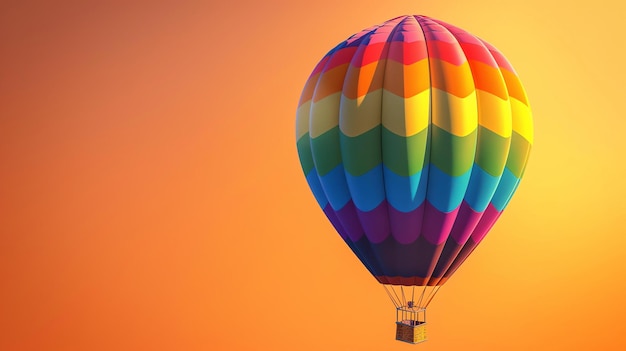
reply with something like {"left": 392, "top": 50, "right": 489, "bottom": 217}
{"left": 295, "top": 100, "right": 311, "bottom": 140}
{"left": 510, "top": 97, "right": 534, "bottom": 144}
{"left": 309, "top": 92, "right": 341, "bottom": 138}
{"left": 476, "top": 90, "right": 512, "bottom": 138}
{"left": 431, "top": 88, "right": 478, "bottom": 137}
{"left": 340, "top": 89, "right": 382, "bottom": 137}
{"left": 381, "top": 89, "right": 430, "bottom": 137}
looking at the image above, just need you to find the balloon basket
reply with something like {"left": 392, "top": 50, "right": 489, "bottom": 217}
{"left": 395, "top": 306, "right": 427, "bottom": 344}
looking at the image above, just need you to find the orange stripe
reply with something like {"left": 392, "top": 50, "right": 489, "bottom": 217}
{"left": 297, "top": 72, "right": 320, "bottom": 107}
{"left": 501, "top": 69, "right": 529, "bottom": 105}
{"left": 429, "top": 59, "right": 475, "bottom": 98}
{"left": 306, "top": 59, "right": 525, "bottom": 104}
{"left": 342, "top": 60, "right": 386, "bottom": 99}
{"left": 467, "top": 60, "right": 508, "bottom": 100}
{"left": 311, "top": 63, "right": 350, "bottom": 103}
{"left": 383, "top": 59, "right": 430, "bottom": 98}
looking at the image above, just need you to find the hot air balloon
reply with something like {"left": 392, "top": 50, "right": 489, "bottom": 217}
{"left": 295, "top": 15, "right": 532, "bottom": 344}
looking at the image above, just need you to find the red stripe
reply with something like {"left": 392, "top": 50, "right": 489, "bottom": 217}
{"left": 352, "top": 41, "right": 387, "bottom": 67}
{"left": 387, "top": 40, "right": 428, "bottom": 65}
{"left": 310, "top": 55, "right": 329, "bottom": 76}
{"left": 322, "top": 46, "right": 358, "bottom": 73}
{"left": 458, "top": 42, "right": 499, "bottom": 67}
{"left": 481, "top": 40, "right": 516, "bottom": 72}
{"left": 425, "top": 38, "right": 467, "bottom": 65}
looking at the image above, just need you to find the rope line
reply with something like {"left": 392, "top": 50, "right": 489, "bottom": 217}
{"left": 390, "top": 285, "right": 402, "bottom": 308}
{"left": 423, "top": 285, "right": 441, "bottom": 307}
{"left": 383, "top": 284, "right": 399, "bottom": 308}
{"left": 416, "top": 285, "right": 427, "bottom": 308}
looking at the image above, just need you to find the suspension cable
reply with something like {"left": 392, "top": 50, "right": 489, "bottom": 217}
{"left": 390, "top": 285, "right": 403, "bottom": 308}
{"left": 423, "top": 285, "right": 441, "bottom": 308}
{"left": 416, "top": 285, "right": 427, "bottom": 308}
{"left": 383, "top": 284, "right": 399, "bottom": 308}
{"left": 383, "top": 284, "right": 443, "bottom": 309}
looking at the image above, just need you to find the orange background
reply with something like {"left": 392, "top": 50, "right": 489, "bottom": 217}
{"left": 2, "top": 1, "right": 625, "bottom": 350}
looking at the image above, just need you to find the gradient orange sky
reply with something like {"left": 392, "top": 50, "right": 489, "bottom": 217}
{"left": 2, "top": 1, "right": 626, "bottom": 350}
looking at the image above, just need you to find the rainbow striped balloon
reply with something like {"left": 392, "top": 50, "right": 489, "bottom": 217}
{"left": 296, "top": 15, "right": 532, "bottom": 288}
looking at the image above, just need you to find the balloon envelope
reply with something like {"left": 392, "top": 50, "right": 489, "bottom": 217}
{"left": 296, "top": 15, "right": 532, "bottom": 287}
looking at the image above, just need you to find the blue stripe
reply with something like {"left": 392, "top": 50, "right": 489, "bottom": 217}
{"left": 305, "top": 169, "right": 329, "bottom": 209}
{"left": 345, "top": 164, "right": 385, "bottom": 212}
{"left": 464, "top": 165, "right": 501, "bottom": 212}
{"left": 491, "top": 168, "right": 520, "bottom": 211}
{"left": 426, "top": 165, "right": 472, "bottom": 212}
{"left": 318, "top": 165, "right": 352, "bottom": 210}
{"left": 383, "top": 165, "right": 429, "bottom": 212}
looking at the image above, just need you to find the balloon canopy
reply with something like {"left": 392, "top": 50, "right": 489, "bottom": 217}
{"left": 295, "top": 15, "right": 532, "bottom": 305}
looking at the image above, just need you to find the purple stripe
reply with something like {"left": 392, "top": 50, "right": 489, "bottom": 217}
{"left": 421, "top": 202, "right": 460, "bottom": 245}
{"left": 323, "top": 201, "right": 503, "bottom": 285}
{"left": 388, "top": 203, "right": 425, "bottom": 244}
{"left": 330, "top": 200, "right": 366, "bottom": 242}
{"left": 355, "top": 201, "right": 466, "bottom": 245}
{"left": 322, "top": 204, "right": 349, "bottom": 240}
{"left": 324, "top": 204, "right": 385, "bottom": 277}
{"left": 355, "top": 201, "right": 391, "bottom": 244}
{"left": 449, "top": 201, "right": 484, "bottom": 244}
{"left": 470, "top": 204, "right": 502, "bottom": 243}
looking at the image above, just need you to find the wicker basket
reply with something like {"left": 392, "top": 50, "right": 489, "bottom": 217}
{"left": 396, "top": 321, "right": 427, "bottom": 344}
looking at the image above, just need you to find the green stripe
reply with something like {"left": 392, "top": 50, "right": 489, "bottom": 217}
{"left": 341, "top": 126, "right": 382, "bottom": 176}
{"left": 296, "top": 134, "right": 315, "bottom": 175}
{"left": 382, "top": 127, "right": 428, "bottom": 176}
{"left": 474, "top": 127, "right": 511, "bottom": 177}
{"left": 430, "top": 126, "right": 477, "bottom": 176}
{"left": 505, "top": 131, "right": 531, "bottom": 178}
{"left": 304, "top": 125, "right": 522, "bottom": 179}
{"left": 310, "top": 127, "right": 342, "bottom": 176}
